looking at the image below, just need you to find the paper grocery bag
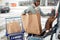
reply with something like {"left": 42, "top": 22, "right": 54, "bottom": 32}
{"left": 7, "top": 21, "right": 22, "bottom": 34}
{"left": 45, "top": 16, "right": 56, "bottom": 30}
{"left": 22, "top": 13, "right": 42, "bottom": 35}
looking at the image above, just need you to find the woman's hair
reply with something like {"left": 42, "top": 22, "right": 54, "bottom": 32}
{"left": 33, "top": 0, "right": 40, "bottom": 6}
{"left": 34, "top": 2, "right": 36, "bottom": 6}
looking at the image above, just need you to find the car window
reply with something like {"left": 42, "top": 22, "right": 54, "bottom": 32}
{"left": 48, "top": 0, "right": 59, "bottom": 6}
{"left": 40, "top": 0, "right": 45, "bottom": 6}
{"left": 40, "top": 0, "right": 59, "bottom": 6}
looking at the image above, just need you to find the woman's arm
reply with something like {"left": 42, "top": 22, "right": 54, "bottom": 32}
{"left": 39, "top": 8, "right": 54, "bottom": 16}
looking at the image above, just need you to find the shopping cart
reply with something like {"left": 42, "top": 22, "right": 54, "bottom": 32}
{"left": 5, "top": 16, "right": 24, "bottom": 40}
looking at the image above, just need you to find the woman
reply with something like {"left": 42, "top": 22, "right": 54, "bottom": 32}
{"left": 23, "top": 0, "right": 51, "bottom": 16}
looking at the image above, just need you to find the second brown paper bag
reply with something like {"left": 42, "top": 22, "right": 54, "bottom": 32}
{"left": 7, "top": 21, "right": 22, "bottom": 34}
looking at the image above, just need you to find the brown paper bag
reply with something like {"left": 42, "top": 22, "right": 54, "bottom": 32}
{"left": 7, "top": 21, "right": 22, "bottom": 34}
{"left": 45, "top": 16, "right": 56, "bottom": 30}
{"left": 22, "top": 13, "right": 42, "bottom": 35}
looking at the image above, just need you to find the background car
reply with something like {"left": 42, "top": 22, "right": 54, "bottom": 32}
{"left": 0, "top": 6, "right": 10, "bottom": 13}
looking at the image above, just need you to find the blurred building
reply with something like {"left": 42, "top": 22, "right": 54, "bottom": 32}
{"left": 0, "top": 0, "right": 59, "bottom": 7}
